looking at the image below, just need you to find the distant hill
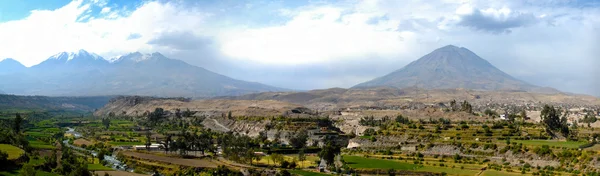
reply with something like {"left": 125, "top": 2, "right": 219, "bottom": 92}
{"left": 0, "top": 58, "right": 26, "bottom": 75}
{"left": 0, "top": 50, "right": 285, "bottom": 97}
{"left": 353, "top": 45, "right": 557, "bottom": 93}
{"left": 0, "top": 94, "right": 111, "bottom": 112}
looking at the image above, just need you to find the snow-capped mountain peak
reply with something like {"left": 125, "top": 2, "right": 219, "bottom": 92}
{"left": 112, "top": 51, "right": 167, "bottom": 63}
{"left": 47, "top": 49, "right": 104, "bottom": 62}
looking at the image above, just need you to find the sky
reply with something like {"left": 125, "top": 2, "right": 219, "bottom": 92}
{"left": 0, "top": 0, "right": 598, "bottom": 96}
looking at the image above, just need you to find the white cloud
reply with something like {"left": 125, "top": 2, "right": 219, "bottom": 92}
{"left": 0, "top": 0, "right": 209, "bottom": 67}
{"left": 100, "top": 7, "right": 111, "bottom": 14}
{"left": 218, "top": 6, "right": 415, "bottom": 64}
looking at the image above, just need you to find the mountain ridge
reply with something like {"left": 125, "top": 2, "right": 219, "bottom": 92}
{"left": 0, "top": 50, "right": 286, "bottom": 97}
{"left": 0, "top": 58, "right": 27, "bottom": 74}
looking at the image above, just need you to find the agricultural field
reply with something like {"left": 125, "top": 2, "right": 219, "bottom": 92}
{"left": 87, "top": 164, "right": 114, "bottom": 171}
{"left": 256, "top": 154, "right": 319, "bottom": 168}
{"left": 343, "top": 155, "right": 419, "bottom": 170}
{"left": 120, "top": 151, "right": 218, "bottom": 168}
{"left": 0, "top": 144, "right": 24, "bottom": 160}
{"left": 513, "top": 140, "right": 586, "bottom": 149}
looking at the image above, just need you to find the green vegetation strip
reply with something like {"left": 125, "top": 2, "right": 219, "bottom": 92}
{"left": 343, "top": 155, "right": 418, "bottom": 170}
{"left": 108, "top": 141, "right": 145, "bottom": 146}
{"left": 87, "top": 164, "right": 114, "bottom": 171}
{"left": 0, "top": 144, "right": 25, "bottom": 160}
{"left": 514, "top": 140, "right": 585, "bottom": 149}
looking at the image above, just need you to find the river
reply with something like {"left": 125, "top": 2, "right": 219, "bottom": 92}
{"left": 63, "top": 127, "right": 134, "bottom": 172}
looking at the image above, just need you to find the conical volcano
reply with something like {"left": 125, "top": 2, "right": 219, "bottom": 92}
{"left": 353, "top": 45, "right": 543, "bottom": 91}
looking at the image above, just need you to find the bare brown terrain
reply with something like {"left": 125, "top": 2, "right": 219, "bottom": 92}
{"left": 121, "top": 151, "right": 218, "bottom": 168}
{"left": 73, "top": 139, "right": 94, "bottom": 146}
{"left": 226, "top": 87, "right": 600, "bottom": 110}
{"left": 94, "top": 96, "right": 304, "bottom": 117}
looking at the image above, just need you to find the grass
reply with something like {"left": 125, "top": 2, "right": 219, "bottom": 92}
{"left": 87, "top": 164, "right": 114, "bottom": 171}
{"left": 289, "top": 170, "right": 330, "bottom": 176}
{"left": 513, "top": 140, "right": 586, "bottom": 149}
{"left": 0, "top": 144, "right": 25, "bottom": 160}
{"left": 108, "top": 141, "right": 145, "bottom": 146}
{"left": 29, "top": 140, "right": 56, "bottom": 149}
{"left": 343, "top": 155, "right": 418, "bottom": 170}
{"left": 256, "top": 155, "right": 319, "bottom": 168}
{"left": 29, "top": 157, "right": 46, "bottom": 166}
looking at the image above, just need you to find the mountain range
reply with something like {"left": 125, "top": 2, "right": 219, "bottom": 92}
{"left": 0, "top": 50, "right": 285, "bottom": 97}
{"left": 1, "top": 45, "right": 561, "bottom": 98}
{"left": 353, "top": 45, "right": 557, "bottom": 93}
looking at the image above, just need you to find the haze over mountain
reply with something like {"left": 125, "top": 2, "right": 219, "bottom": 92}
{"left": 0, "top": 58, "right": 27, "bottom": 75}
{"left": 353, "top": 45, "right": 557, "bottom": 93}
{"left": 0, "top": 50, "right": 285, "bottom": 97}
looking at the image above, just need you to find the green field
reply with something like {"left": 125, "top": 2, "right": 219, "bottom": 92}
{"left": 514, "top": 140, "right": 585, "bottom": 149}
{"left": 343, "top": 155, "right": 419, "bottom": 170}
{"left": 29, "top": 140, "right": 56, "bottom": 149}
{"left": 289, "top": 170, "right": 331, "bottom": 176}
{"left": 416, "top": 166, "right": 480, "bottom": 176}
{"left": 87, "top": 164, "right": 114, "bottom": 171}
{"left": 0, "top": 144, "right": 25, "bottom": 160}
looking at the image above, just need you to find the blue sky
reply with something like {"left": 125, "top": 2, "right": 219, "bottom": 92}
{"left": 0, "top": 0, "right": 598, "bottom": 96}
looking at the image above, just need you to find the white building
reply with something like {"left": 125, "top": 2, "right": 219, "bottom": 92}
{"left": 133, "top": 144, "right": 163, "bottom": 151}
{"left": 499, "top": 114, "right": 507, "bottom": 120}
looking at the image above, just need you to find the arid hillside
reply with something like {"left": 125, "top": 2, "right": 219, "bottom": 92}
{"left": 94, "top": 96, "right": 305, "bottom": 117}
{"left": 223, "top": 87, "right": 600, "bottom": 110}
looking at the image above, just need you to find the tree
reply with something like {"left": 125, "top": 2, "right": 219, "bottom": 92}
{"left": 363, "top": 128, "right": 376, "bottom": 136}
{"left": 102, "top": 118, "right": 110, "bottom": 130}
{"left": 461, "top": 100, "right": 472, "bottom": 113}
{"left": 97, "top": 150, "right": 106, "bottom": 162}
{"left": 540, "top": 105, "right": 568, "bottom": 137}
{"left": 319, "top": 142, "right": 341, "bottom": 166}
{"left": 395, "top": 115, "right": 410, "bottom": 124}
{"left": 279, "top": 170, "right": 291, "bottom": 176}
{"left": 159, "top": 134, "right": 173, "bottom": 154}
{"left": 387, "top": 169, "right": 396, "bottom": 176}
{"left": 271, "top": 153, "right": 284, "bottom": 166}
{"left": 148, "top": 108, "right": 165, "bottom": 123}
{"left": 14, "top": 113, "right": 23, "bottom": 133}
{"left": 450, "top": 100, "right": 457, "bottom": 111}
{"left": 176, "top": 130, "right": 190, "bottom": 156}
{"left": 582, "top": 112, "right": 597, "bottom": 124}
{"left": 0, "top": 150, "right": 8, "bottom": 165}
{"left": 520, "top": 110, "right": 528, "bottom": 119}
{"left": 298, "top": 149, "right": 306, "bottom": 168}
{"left": 20, "top": 163, "right": 37, "bottom": 176}
{"left": 145, "top": 130, "right": 152, "bottom": 150}
{"left": 289, "top": 129, "right": 308, "bottom": 149}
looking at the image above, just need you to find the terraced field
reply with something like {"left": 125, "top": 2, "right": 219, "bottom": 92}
{"left": 0, "top": 144, "right": 24, "bottom": 160}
